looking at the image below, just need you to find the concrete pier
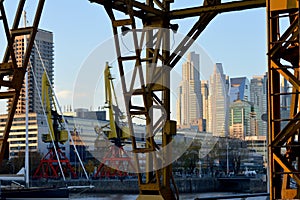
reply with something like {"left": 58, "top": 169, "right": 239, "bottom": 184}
{"left": 29, "top": 177, "right": 266, "bottom": 194}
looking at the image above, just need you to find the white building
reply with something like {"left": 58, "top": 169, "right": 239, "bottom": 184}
{"left": 207, "top": 63, "right": 229, "bottom": 137}
{"left": 201, "top": 80, "right": 209, "bottom": 131}
{"left": 176, "top": 52, "right": 203, "bottom": 128}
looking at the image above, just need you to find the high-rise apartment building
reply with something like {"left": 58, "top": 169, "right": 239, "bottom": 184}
{"left": 207, "top": 63, "right": 229, "bottom": 137}
{"left": 250, "top": 74, "right": 267, "bottom": 136}
{"left": 10, "top": 29, "right": 54, "bottom": 114}
{"left": 229, "top": 77, "right": 250, "bottom": 103}
{"left": 177, "top": 52, "right": 202, "bottom": 128}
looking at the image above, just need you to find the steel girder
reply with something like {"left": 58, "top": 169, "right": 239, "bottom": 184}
{"left": 0, "top": 0, "right": 45, "bottom": 163}
{"left": 267, "top": 0, "right": 300, "bottom": 199}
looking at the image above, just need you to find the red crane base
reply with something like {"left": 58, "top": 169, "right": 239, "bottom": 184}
{"left": 33, "top": 148, "right": 77, "bottom": 179}
{"left": 94, "top": 145, "right": 136, "bottom": 179}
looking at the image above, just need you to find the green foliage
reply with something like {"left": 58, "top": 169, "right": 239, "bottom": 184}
{"left": 85, "top": 159, "right": 95, "bottom": 175}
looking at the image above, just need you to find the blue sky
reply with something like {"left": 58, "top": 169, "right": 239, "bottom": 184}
{"left": 3, "top": 1, "right": 267, "bottom": 113}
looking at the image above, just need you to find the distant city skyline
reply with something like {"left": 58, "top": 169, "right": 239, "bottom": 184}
{"left": 175, "top": 53, "right": 268, "bottom": 139}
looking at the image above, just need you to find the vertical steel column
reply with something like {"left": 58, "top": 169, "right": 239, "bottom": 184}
{"left": 267, "top": 0, "right": 300, "bottom": 199}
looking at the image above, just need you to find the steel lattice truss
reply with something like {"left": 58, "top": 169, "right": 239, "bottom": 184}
{"left": 2, "top": 1, "right": 299, "bottom": 199}
{"left": 90, "top": 0, "right": 265, "bottom": 199}
{"left": 267, "top": 1, "right": 300, "bottom": 199}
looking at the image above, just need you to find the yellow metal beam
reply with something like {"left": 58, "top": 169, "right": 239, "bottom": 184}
{"left": 270, "top": 0, "right": 298, "bottom": 11}
{"left": 268, "top": 16, "right": 298, "bottom": 58}
{"left": 273, "top": 153, "right": 300, "bottom": 185}
{"left": 169, "top": 0, "right": 266, "bottom": 19}
{"left": 267, "top": 0, "right": 299, "bottom": 198}
{"left": 90, "top": 0, "right": 163, "bottom": 18}
{"left": 271, "top": 60, "right": 300, "bottom": 91}
{"left": 272, "top": 111, "right": 300, "bottom": 146}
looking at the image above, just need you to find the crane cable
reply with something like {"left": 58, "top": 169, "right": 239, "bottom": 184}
{"left": 33, "top": 40, "right": 90, "bottom": 182}
{"left": 23, "top": 12, "right": 66, "bottom": 184}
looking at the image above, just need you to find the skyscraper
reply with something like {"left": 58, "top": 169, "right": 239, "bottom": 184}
{"left": 229, "top": 77, "right": 250, "bottom": 103}
{"left": 10, "top": 29, "right": 54, "bottom": 114}
{"left": 250, "top": 74, "right": 267, "bottom": 136}
{"left": 229, "top": 100, "right": 252, "bottom": 139}
{"left": 201, "top": 80, "right": 209, "bottom": 131}
{"left": 207, "top": 63, "right": 229, "bottom": 137}
{"left": 176, "top": 52, "right": 202, "bottom": 128}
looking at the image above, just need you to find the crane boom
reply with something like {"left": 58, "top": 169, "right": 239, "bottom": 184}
{"left": 93, "top": 63, "right": 133, "bottom": 179}
{"left": 41, "top": 72, "right": 68, "bottom": 145}
{"left": 97, "top": 62, "right": 129, "bottom": 144}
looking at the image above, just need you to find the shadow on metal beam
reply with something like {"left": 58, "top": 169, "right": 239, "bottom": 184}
{"left": 195, "top": 192, "right": 269, "bottom": 200}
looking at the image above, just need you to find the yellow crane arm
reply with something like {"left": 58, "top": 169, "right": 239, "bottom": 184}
{"left": 41, "top": 72, "right": 68, "bottom": 144}
{"left": 105, "top": 63, "right": 117, "bottom": 139}
{"left": 104, "top": 62, "right": 130, "bottom": 141}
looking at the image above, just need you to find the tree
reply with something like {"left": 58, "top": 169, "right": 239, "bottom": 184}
{"left": 85, "top": 160, "right": 95, "bottom": 176}
{"left": 4, "top": 151, "right": 43, "bottom": 175}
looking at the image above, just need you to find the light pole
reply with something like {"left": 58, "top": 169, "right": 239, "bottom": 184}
{"left": 199, "top": 160, "right": 202, "bottom": 178}
{"left": 226, "top": 142, "right": 229, "bottom": 175}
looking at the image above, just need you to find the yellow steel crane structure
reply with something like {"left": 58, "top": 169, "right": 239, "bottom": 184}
{"left": 0, "top": 0, "right": 299, "bottom": 199}
{"left": 33, "top": 72, "right": 76, "bottom": 179}
{"left": 267, "top": 0, "right": 300, "bottom": 199}
{"left": 90, "top": 0, "right": 265, "bottom": 199}
{"left": 103, "top": 62, "right": 129, "bottom": 144}
{"left": 40, "top": 72, "right": 68, "bottom": 145}
{"left": 93, "top": 62, "right": 134, "bottom": 178}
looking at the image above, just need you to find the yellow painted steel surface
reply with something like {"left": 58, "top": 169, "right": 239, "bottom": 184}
{"left": 270, "top": 0, "right": 298, "bottom": 11}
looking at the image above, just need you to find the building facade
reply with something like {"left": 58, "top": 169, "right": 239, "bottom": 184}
{"left": 201, "top": 80, "right": 209, "bottom": 121}
{"left": 207, "top": 63, "right": 229, "bottom": 137}
{"left": 250, "top": 75, "right": 267, "bottom": 136}
{"left": 0, "top": 113, "right": 49, "bottom": 158}
{"left": 245, "top": 135, "right": 267, "bottom": 165}
{"left": 229, "top": 77, "right": 250, "bottom": 103}
{"left": 177, "top": 52, "right": 203, "bottom": 128}
{"left": 229, "top": 100, "right": 252, "bottom": 139}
